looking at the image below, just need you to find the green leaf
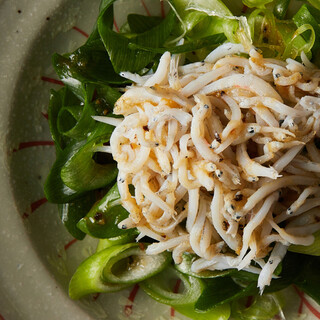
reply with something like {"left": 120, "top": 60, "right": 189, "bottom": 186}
{"left": 174, "top": 303, "right": 231, "bottom": 320}
{"left": 292, "top": 4, "right": 320, "bottom": 61}
{"left": 96, "top": 233, "right": 136, "bottom": 252}
{"left": 307, "top": 0, "right": 320, "bottom": 11}
{"left": 174, "top": 0, "right": 232, "bottom": 17}
{"left": 44, "top": 140, "right": 87, "bottom": 203}
{"left": 128, "top": 33, "right": 227, "bottom": 54}
{"left": 295, "top": 255, "right": 320, "bottom": 304}
{"left": 53, "top": 39, "right": 125, "bottom": 100}
{"left": 127, "top": 14, "right": 163, "bottom": 33}
{"left": 77, "top": 183, "right": 137, "bottom": 239}
{"left": 48, "top": 88, "right": 77, "bottom": 154}
{"left": 141, "top": 267, "right": 204, "bottom": 307}
{"left": 273, "top": 0, "right": 290, "bottom": 19}
{"left": 242, "top": 0, "right": 273, "bottom": 8}
{"left": 69, "top": 244, "right": 131, "bottom": 299}
{"left": 195, "top": 278, "right": 258, "bottom": 311}
{"left": 61, "top": 133, "right": 117, "bottom": 192}
{"left": 98, "top": 3, "right": 176, "bottom": 73}
{"left": 102, "top": 244, "right": 171, "bottom": 284}
{"left": 57, "top": 102, "right": 96, "bottom": 141}
{"left": 58, "top": 192, "right": 96, "bottom": 240}
{"left": 231, "top": 292, "right": 285, "bottom": 320}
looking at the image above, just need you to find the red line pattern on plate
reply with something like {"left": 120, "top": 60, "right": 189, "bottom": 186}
{"left": 245, "top": 295, "right": 254, "bottom": 308}
{"left": 64, "top": 238, "right": 78, "bottom": 251}
{"left": 294, "top": 286, "right": 320, "bottom": 319}
{"left": 170, "top": 279, "right": 181, "bottom": 317}
{"left": 41, "top": 76, "right": 64, "bottom": 86}
{"left": 242, "top": 5, "right": 248, "bottom": 13}
{"left": 141, "top": 0, "right": 151, "bottom": 16}
{"left": 93, "top": 293, "right": 101, "bottom": 301}
{"left": 41, "top": 112, "right": 49, "bottom": 120}
{"left": 113, "top": 18, "right": 120, "bottom": 32}
{"left": 72, "top": 26, "right": 89, "bottom": 38}
{"left": 124, "top": 284, "right": 140, "bottom": 317}
{"left": 12, "top": 141, "right": 54, "bottom": 152}
{"left": 0, "top": 313, "right": 5, "bottom": 320}
{"left": 22, "top": 198, "right": 48, "bottom": 219}
{"left": 298, "top": 290, "right": 304, "bottom": 314}
{"left": 160, "top": 0, "right": 165, "bottom": 18}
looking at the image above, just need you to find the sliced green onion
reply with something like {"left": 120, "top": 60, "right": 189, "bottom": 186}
{"left": 58, "top": 192, "right": 96, "bottom": 240}
{"left": 102, "top": 244, "right": 171, "bottom": 284}
{"left": 69, "top": 244, "right": 132, "bottom": 299}
{"left": 195, "top": 278, "right": 258, "bottom": 311}
{"left": 282, "top": 23, "right": 315, "bottom": 59}
{"left": 242, "top": 0, "right": 273, "bottom": 8}
{"left": 174, "top": 303, "right": 231, "bottom": 320}
{"left": 96, "top": 233, "right": 136, "bottom": 252}
{"left": 140, "top": 267, "right": 204, "bottom": 307}
{"left": 231, "top": 292, "right": 285, "bottom": 320}
{"left": 77, "top": 183, "right": 137, "bottom": 239}
{"left": 273, "top": 0, "right": 290, "bottom": 20}
{"left": 61, "top": 133, "right": 117, "bottom": 192}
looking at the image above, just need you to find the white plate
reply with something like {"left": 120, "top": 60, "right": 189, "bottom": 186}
{"left": 0, "top": 0, "right": 319, "bottom": 319}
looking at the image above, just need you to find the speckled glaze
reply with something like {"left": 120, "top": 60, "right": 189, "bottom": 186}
{"left": 0, "top": 1, "right": 319, "bottom": 319}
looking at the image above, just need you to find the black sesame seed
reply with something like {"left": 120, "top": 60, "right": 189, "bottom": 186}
{"left": 234, "top": 194, "right": 243, "bottom": 201}
{"left": 214, "top": 132, "right": 221, "bottom": 143}
{"left": 94, "top": 212, "right": 103, "bottom": 221}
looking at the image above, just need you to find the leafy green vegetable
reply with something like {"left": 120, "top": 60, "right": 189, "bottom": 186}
{"left": 292, "top": 3, "right": 320, "bottom": 60}
{"left": 242, "top": 0, "right": 273, "bottom": 8}
{"left": 141, "top": 267, "right": 204, "bottom": 307}
{"left": 294, "top": 255, "right": 320, "bottom": 304}
{"left": 58, "top": 192, "right": 96, "bottom": 240}
{"left": 174, "top": 303, "right": 231, "bottom": 320}
{"left": 127, "top": 14, "right": 163, "bottom": 33}
{"left": 44, "top": 140, "right": 87, "bottom": 203}
{"left": 77, "top": 183, "right": 137, "bottom": 239}
{"left": 69, "top": 245, "right": 131, "bottom": 299}
{"left": 231, "top": 292, "right": 285, "bottom": 320}
{"left": 53, "top": 39, "right": 125, "bottom": 100}
{"left": 61, "top": 133, "right": 117, "bottom": 192}
{"left": 102, "top": 243, "right": 171, "bottom": 284}
{"left": 273, "top": 0, "right": 290, "bottom": 19}
{"left": 128, "top": 33, "right": 227, "bottom": 54}
{"left": 96, "top": 233, "right": 136, "bottom": 252}
{"left": 195, "top": 278, "right": 258, "bottom": 311}
{"left": 48, "top": 88, "right": 77, "bottom": 154}
{"left": 98, "top": 0, "right": 176, "bottom": 73}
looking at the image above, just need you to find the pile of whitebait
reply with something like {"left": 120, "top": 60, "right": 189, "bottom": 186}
{"left": 95, "top": 43, "right": 320, "bottom": 291}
